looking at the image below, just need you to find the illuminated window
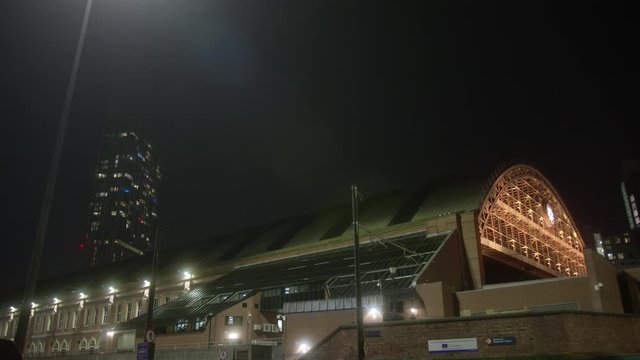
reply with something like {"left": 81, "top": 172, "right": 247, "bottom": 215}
{"left": 224, "top": 316, "right": 243, "bottom": 326}
{"left": 97, "top": 173, "right": 106, "bottom": 179}
{"left": 618, "top": 253, "right": 625, "bottom": 260}
{"left": 136, "top": 301, "right": 143, "bottom": 317}
{"left": 101, "top": 306, "right": 108, "bottom": 324}
{"left": 111, "top": 211, "right": 117, "bottom": 216}
{"left": 97, "top": 192, "right": 108, "bottom": 197}
{"left": 116, "top": 304, "right": 122, "bottom": 323}
{"left": 83, "top": 309, "right": 89, "bottom": 327}
{"left": 174, "top": 319, "right": 189, "bottom": 332}
{"left": 194, "top": 317, "right": 206, "bottom": 331}
{"left": 124, "top": 173, "right": 133, "bottom": 180}
{"left": 110, "top": 186, "right": 119, "bottom": 192}
{"left": 125, "top": 303, "right": 132, "bottom": 321}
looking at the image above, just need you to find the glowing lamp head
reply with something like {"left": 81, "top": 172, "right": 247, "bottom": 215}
{"left": 367, "top": 307, "right": 381, "bottom": 320}
{"left": 107, "top": 331, "right": 115, "bottom": 337}
{"left": 183, "top": 271, "right": 192, "bottom": 280}
{"left": 226, "top": 332, "right": 239, "bottom": 340}
{"left": 296, "top": 342, "right": 311, "bottom": 354}
{"left": 143, "top": 280, "right": 150, "bottom": 287}
{"left": 108, "top": 286, "right": 116, "bottom": 294}
{"left": 410, "top": 307, "right": 418, "bottom": 315}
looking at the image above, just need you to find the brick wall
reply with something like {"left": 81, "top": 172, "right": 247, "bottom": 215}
{"left": 300, "top": 311, "right": 640, "bottom": 360}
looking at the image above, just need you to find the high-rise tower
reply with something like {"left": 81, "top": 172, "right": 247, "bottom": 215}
{"left": 621, "top": 159, "right": 640, "bottom": 231}
{"left": 86, "top": 130, "right": 160, "bottom": 266}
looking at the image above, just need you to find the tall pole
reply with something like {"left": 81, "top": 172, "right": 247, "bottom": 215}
{"left": 145, "top": 226, "right": 160, "bottom": 332}
{"left": 351, "top": 185, "right": 365, "bottom": 360}
{"left": 13, "top": 0, "right": 94, "bottom": 353}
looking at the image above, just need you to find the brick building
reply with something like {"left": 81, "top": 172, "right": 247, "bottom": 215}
{"left": 2, "top": 163, "right": 639, "bottom": 359}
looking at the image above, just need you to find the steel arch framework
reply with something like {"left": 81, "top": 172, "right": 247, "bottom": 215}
{"left": 478, "top": 165, "right": 586, "bottom": 278}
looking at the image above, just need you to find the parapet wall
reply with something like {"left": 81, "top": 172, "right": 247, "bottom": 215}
{"left": 300, "top": 311, "right": 640, "bottom": 360}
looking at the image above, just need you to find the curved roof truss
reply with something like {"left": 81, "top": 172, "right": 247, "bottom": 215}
{"left": 478, "top": 164, "right": 586, "bottom": 278}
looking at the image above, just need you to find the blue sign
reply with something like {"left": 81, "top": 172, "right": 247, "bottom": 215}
{"left": 428, "top": 338, "right": 478, "bottom": 352}
{"left": 488, "top": 336, "right": 516, "bottom": 346}
{"left": 365, "top": 329, "right": 382, "bottom": 337}
{"left": 137, "top": 342, "right": 155, "bottom": 360}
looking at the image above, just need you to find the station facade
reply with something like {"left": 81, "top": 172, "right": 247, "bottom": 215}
{"left": 2, "top": 164, "right": 639, "bottom": 359}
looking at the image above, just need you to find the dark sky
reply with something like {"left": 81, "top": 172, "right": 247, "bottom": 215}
{"left": 1, "top": 0, "right": 639, "bottom": 293}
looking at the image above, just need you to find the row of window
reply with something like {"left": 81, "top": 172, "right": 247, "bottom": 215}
{"left": 27, "top": 338, "right": 100, "bottom": 354}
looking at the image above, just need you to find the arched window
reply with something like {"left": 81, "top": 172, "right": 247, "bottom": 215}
{"left": 478, "top": 164, "right": 586, "bottom": 278}
{"left": 52, "top": 340, "right": 60, "bottom": 353}
{"left": 28, "top": 343, "right": 36, "bottom": 354}
{"left": 61, "top": 339, "right": 69, "bottom": 352}
{"left": 36, "top": 342, "right": 44, "bottom": 353}
{"left": 89, "top": 337, "right": 98, "bottom": 351}
{"left": 80, "top": 338, "right": 88, "bottom": 352}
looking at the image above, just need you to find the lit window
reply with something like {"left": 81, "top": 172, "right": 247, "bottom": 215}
{"left": 97, "top": 192, "right": 108, "bottom": 197}
{"left": 174, "top": 319, "right": 189, "bottom": 332}
{"left": 96, "top": 173, "right": 106, "bottom": 179}
{"left": 111, "top": 211, "right": 117, "bottom": 216}
{"left": 194, "top": 317, "right": 206, "bottom": 331}
{"left": 102, "top": 306, "right": 108, "bottom": 324}
{"left": 110, "top": 186, "right": 119, "bottom": 192}
{"left": 224, "top": 316, "right": 243, "bottom": 326}
{"left": 124, "top": 173, "right": 133, "bottom": 180}
{"left": 618, "top": 253, "right": 625, "bottom": 260}
{"left": 115, "top": 304, "right": 122, "bottom": 323}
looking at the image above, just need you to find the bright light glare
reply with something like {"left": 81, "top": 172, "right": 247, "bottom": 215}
{"left": 10, "top": 306, "right": 17, "bottom": 312}
{"left": 183, "top": 271, "right": 192, "bottom": 280}
{"left": 367, "top": 307, "right": 381, "bottom": 320}
{"left": 143, "top": 280, "right": 150, "bottom": 287}
{"left": 53, "top": 298, "right": 60, "bottom": 304}
{"left": 79, "top": 292, "right": 87, "bottom": 299}
{"left": 107, "top": 331, "right": 115, "bottom": 337}
{"left": 410, "top": 307, "right": 418, "bottom": 315}
{"left": 31, "top": 302, "right": 38, "bottom": 309}
{"left": 226, "top": 332, "right": 239, "bottom": 340}
{"left": 108, "top": 286, "right": 116, "bottom": 294}
{"left": 296, "top": 343, "right": 311, "bottom": 354}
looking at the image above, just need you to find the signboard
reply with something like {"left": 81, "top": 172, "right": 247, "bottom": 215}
{"left": 486, "top": 336, "right": 516, "bottom": 346}
{"left": 136, "top": 342, "right": 155, "bottom": 360}
{"left": 218, "top": 349, "right": 228, "bottom": 360}
{"left": 365, "top": 329, "right": 382, "bottom": 337}
{"left": 428, "top": 338, "right": 478, "bottom": 353}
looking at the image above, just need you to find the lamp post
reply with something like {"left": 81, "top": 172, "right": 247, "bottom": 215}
{"left": 13, "top": 0, "right": 94, "bottom": 353}
{"left": 351, "top": 185, "right": 365, "bottom": 360}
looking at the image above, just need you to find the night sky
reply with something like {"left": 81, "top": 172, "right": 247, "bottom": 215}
{"left": 1, "top": 1, "right": 639, "bottom": 293}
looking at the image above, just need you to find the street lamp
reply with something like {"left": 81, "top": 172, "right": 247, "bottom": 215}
{"left": 13, "top": 0, "right": 94, "bottom": 353}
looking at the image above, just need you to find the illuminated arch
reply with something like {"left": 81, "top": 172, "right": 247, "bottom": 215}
{"left": 80, "top": 338, "right": 88, "bottom": 352}
{"left": 52, "top": 340, "right": 60, "bottom": 353}
{"left": 89, "top": 337, "right": 98, "bottom": 350}
{"left": 478, "top": 164, "right": 586, "bottom": 277}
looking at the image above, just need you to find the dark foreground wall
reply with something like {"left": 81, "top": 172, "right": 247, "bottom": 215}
{"left": 301, "top": 311, "right": 640, "bottom": 360}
